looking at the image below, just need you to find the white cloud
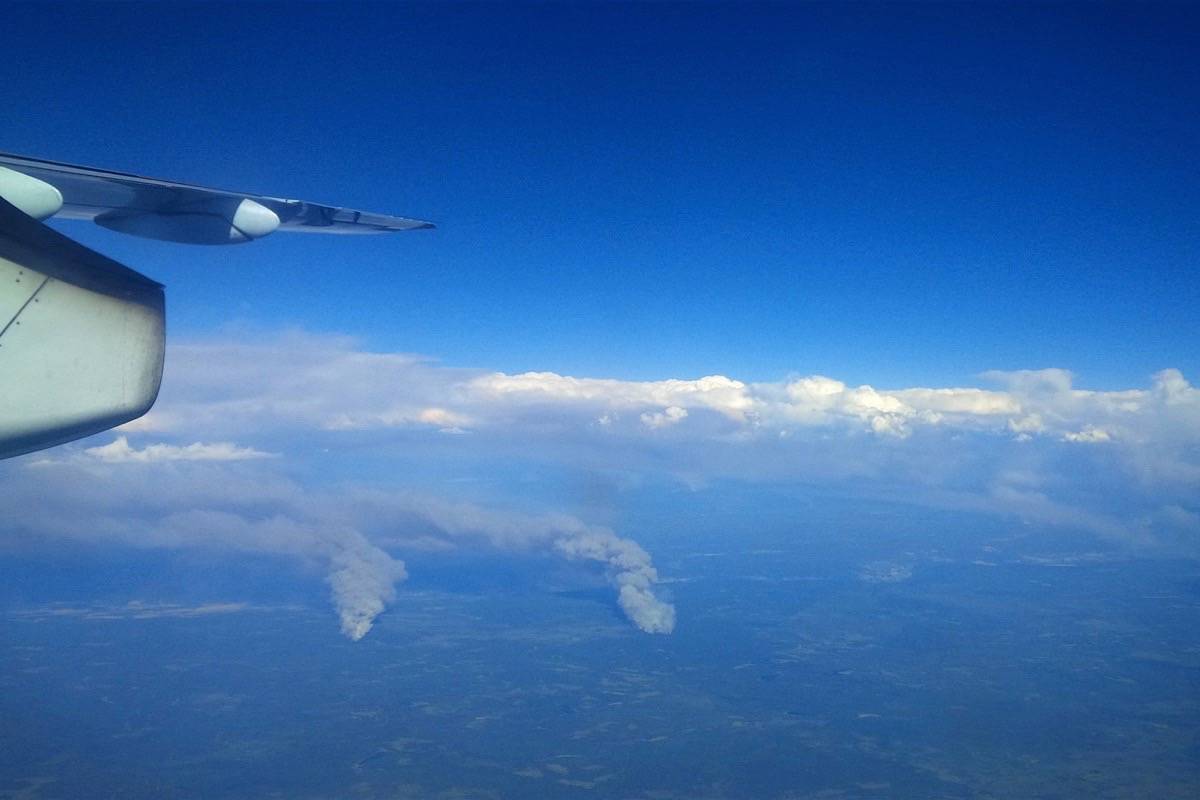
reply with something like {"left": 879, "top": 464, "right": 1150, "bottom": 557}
{"left": 323, "top": 405, "right": 473, "bottom": 433}
{"left": 473, "top": 372, "right": 756, "bottom": 421}
{"left": 76, "top": 333, "right": 1197, "bottom": 547}
{"left": 7, "top": 601, "right": 266, "bottom": 621}
{"left": 85, "top": 436, "right": 274, "bottom": 463}
{"left": 890, "top": 387, "right": 1020, "bottom": 416}
{"left": 1062, "top": 426, "right": 1112, "bottom": 443}
{"left": 126, "top": 334, "right": 1199, "bottom": 451}
{"left": 640, "top": 406, "right": 688, "bottom": 429}
{"left": 1008, "top": 413, "right": 1045, "bottom": 436}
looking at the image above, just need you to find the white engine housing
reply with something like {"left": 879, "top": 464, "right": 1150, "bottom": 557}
{"left": 0, "top": 165, "right": 64, "bottom": 221}
{"left": 95, "top": 197, "right": 280, "bottom": 244}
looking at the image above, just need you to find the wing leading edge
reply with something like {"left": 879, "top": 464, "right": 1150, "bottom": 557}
{"left": 0, "top": 152, "right": 434, "bottom": 243}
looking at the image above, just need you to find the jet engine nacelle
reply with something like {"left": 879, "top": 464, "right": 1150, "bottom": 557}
{"left": 0, "top": 165, "right": 64, "bottom": 220}
{"left": 95, "top": 197, "right": 280, "bottom": 244}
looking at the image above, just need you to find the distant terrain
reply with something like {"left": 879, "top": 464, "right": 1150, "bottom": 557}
{"left": 3, "top": 507, "right": 1197, "bottom": 799}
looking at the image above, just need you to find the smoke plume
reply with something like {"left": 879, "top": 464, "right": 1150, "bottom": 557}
{"left": 4, "top": 449, "right": 677, "bottom": 640}
{"left": 553, "top": 528, "right": 676, "bottom": 634}
{"left": 326, "top": 533, "right": 409, "bottom": 641}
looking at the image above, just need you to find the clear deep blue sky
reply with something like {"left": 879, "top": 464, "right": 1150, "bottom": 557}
{"left": 3, "top": 2, "right": 1196, "bottom": 387}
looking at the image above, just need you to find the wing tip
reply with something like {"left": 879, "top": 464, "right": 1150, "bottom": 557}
{"left": 376, "top": 216, "right": 436, "bottom": 232}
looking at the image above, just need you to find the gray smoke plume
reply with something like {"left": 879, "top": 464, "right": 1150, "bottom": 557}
{"left": 1, "top": 453, "right": 674, "bottom": 641}
{"left": 356, "top": 492, "right": 678, "bottom": 634}
{"left": 152, "top": 512, "right": 410, "bottom": 643}
{"left": 553, "top": 529, "right": 676, "bottom": 634}
{"left": 150, "top": 511, "right": 410, "bottom": 643}
{"left": 325, "top": 533, "right": 409, "bottom": 641}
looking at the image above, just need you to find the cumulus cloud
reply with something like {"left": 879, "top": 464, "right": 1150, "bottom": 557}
{"left": 1061, "top": 426, "right": 1112, "bottom": 444}
{"left": 473, "top": 372, "right": 756, "bottom": 421}
{"left": 776, "top": 375, "right": 927, "bottom": 437}
{"left": 641, "top": 406, "right": 688, "bottom": 429}
{"left": 127, "top": 334, "right": 1199, "bottom": 451}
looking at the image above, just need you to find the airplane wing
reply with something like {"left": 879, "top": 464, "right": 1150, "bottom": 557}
{"left": 0, "top": 153, "right": 432, "bottom": 459}
{"left": 0, "top": 151, "right": 434, "bottom": 243}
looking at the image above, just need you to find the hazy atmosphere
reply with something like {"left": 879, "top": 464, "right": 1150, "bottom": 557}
{"left": 2, "top": 3, "right": 1198, "bottom": 798}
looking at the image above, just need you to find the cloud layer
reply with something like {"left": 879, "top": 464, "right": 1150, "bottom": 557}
{"left": 4, "top": 331, "right": 1198, "bottom": 639}
{"left": 126, "top": 334, "right": 1200, "bottom": 526}
{"left": 128, "top": 333, "right": 1198, "bottom": 454}
{"left": 84, "top": 436, "right": 274, "bottom": 463}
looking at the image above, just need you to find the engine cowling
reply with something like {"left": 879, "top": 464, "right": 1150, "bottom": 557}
{"left": 0, "top": 165, "right": 64, "bottom": 220}
{"left": 0, "top": 194, "right": 165, "bottom": 460}
{"left": 95, "top": 197, "right": 280, "bottom": 244}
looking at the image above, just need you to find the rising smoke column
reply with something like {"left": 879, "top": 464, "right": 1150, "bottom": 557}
{"left": 320, "top": 528, "right": 408, "bottom": 641}
{"left": 375, "top": 494, "right": 678, "bottom": 635}
{"left": 325, "top": 514, "right": 675, "bottom": 638}
{"left": 156, "top": 511, "right": 410, "bottom": 643}
{"left": 553, "top": 528, "right": 676, "bottom": 634}
{"left": 2, "top": 449, "right": 672, "bottom": 641}
{"left": 323, "top": 508, "right": 678, "bottom": 638}
{"left": 141, "top": 504, "right": 410, "bottom": 643}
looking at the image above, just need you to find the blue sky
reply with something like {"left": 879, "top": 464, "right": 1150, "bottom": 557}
{"left": 2, "top": 3, "right": 1199, "bottom": 641}
{"left": 3, "top": 1, "right": 1197, "bottom": 387}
